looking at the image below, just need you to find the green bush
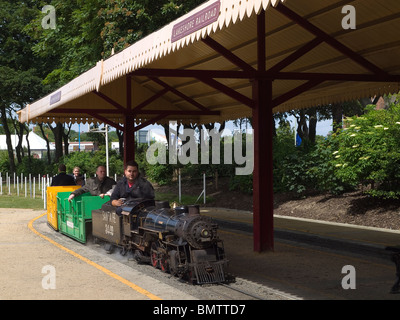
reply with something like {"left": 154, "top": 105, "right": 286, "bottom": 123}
{"left": 328, "top": 102, "right": 400, "bottom": 199}
{"left": 16, "top": 157, "right": 48, "bottom": 176}
{"left": 59, "top": 147, "right": 124, "bottom": 178}
{"left": 229, "top": 174, "right": 253, "bottom": 194}
{"left": 272, "top": 124, "right": 314, "bottom": 195}
{"left": 89, "top": 146, "right": 124, "bottom": 176}
{"left": 137, "top": 143, "right": 175, "bottom": 185}
{"left": 272, "top": 121, "right": 352, "bottom": 196}
{"left": 137, "top": 139, "right": 237, "bottom": 186}
{"left": 61, "top": 151, "right": 93, "bottom": 175}
{"left": 306, "top": 138, "right": 354, "bottom": 195}
{"left": 135, "top": 143, "right": 150, "bottom": 176}
{"left": 0, "top": 151, "right": 10, "bottom": 173}
{"left": 145, "top": 162, "right": 174, "bottom": 185}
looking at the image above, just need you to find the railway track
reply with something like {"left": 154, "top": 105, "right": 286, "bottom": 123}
{"left": 87, "top": 239, "right": 299, "bottom": 300}
{"left": 204, "top": 281, "right": 300, "bottom": 300}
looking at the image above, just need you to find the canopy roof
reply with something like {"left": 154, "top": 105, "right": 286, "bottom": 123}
{"left": 19, "top": 0, "right": 400, "bottom": 127}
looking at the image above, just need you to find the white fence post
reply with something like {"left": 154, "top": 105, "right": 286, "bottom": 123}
{"left": 203, "top": 173, "right": 206, "bottom": 204}
{"left": 178, "top": 172, "right": 181, "bottom": 203}
{"left": 43, "top": 179, "right": 47, "bottom": 210}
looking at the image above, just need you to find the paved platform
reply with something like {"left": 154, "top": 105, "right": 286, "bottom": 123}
{"left": 0, "top": 209, "right": 198, "bottom": 300}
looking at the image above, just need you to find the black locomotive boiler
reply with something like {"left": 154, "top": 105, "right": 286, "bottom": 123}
{"left": 91, "top": 199, "right": 232, "bottom": 284}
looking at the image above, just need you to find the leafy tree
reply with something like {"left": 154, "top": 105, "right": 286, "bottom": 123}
{"left": 0, "top": 0, "right": 54, "bottom": 172}
{"left": 24, "top": 1, "right": 207, "bottom": 164}
{"left": 98, "top": 0, "right": 207, "bottom": 57}
{"left": 27, "top": 0, "right": 207, "bottom": 86}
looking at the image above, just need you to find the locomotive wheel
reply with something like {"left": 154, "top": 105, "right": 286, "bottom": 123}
{"left": 150, "top": 242, "right": 159, "bottom": 269}
{"left": 169, "top": 250, "right": 179, "bottom": 276}
{"left": 185, "top": 270, "right": 196, "bottom": 285}
{"left": 160, "top": 255, "right": 169, "bottom": 273}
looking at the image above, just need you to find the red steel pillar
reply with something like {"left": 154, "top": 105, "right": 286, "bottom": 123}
{"left": 124, "top": 115, "right": 135, "bottom": 164}
{"left": 252, "top": 10, "right": 274, "bottom": 252}
{"left": 124, "top": 76, "right": 135, "bottom": 164}
{"left": 252, "top": 79, "right": 274, "bottom": 252}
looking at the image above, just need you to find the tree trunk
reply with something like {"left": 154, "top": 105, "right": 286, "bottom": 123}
{"left": 161, "top": 123, "right": 170, "bottom": 149}
{"left": 50, "top": 123, "right": 64, "bottom": 163}
{"left": 296, "top": 110, "right": 309, "bottom": 141}
{"left": 203, "top": 122, "right": 226, "bottom": 190}
{"left": 25, "top": 130, "right": 31, "bottom": 160}
{"left": 307, "top": 108, "right": 317, "bottom": 143}
{"left": 0, "top": 106, "right": 16, "bottom": 173}
{"left": 39, "top": 123, "right": 52, "bottom": 164}
{"left": 14, "top": 122, "right": 25, "bottom": 164}
{"left": 332, "top": 103, "right": 343, "bottom": 133}
{"left": 116, "top": 129, "right": 124, "bottom": 157}
{"left": 62, "top": 123, "right": 72, "bottom": 156}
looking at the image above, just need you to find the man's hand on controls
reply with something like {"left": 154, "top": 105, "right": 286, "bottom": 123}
{"left": 112, "top": 198, "right": 125, "bottom": 207}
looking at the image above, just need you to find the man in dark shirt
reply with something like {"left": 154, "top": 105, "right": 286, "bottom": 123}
{"left": 110, "top": 160, "right": 154, "bottom": 207}
{"left": 68, "top": 165, "right": 116, "bottom": 201}
{"left": 51, "top": 164, "right": 76, "bottom": 186}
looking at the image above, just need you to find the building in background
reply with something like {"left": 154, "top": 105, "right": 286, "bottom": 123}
{"left": 63, "top": 141, "right": 98, "bottom": 153}
{"left": 0, "top": 132, "right": 55, "bottom": 159}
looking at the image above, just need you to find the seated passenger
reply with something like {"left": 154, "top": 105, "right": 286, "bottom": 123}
{"left": 68, "top": 165, "right": 116, "bottom": 201}
{"left": 75, "top": 176, "right": 84, "bottom": 186}
{"left": 110, "top": 160, "right": 155, "bottom": 208}
{"left": 51, "top": 164, "right": 76, "bottom": 186}
{"left": 70, "top": 166, "right": 85, "bottom": 186}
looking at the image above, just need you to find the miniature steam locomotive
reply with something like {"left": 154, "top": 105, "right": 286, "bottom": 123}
{"left": 91, "top": 199, "right": 231, "bottom": 284}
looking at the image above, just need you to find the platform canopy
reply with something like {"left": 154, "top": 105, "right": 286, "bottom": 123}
{"left": 19, "top": 0, "right": 400, "bottom": 126}
{"left": 18, "top": 0, "right": 400, "bottom": 252}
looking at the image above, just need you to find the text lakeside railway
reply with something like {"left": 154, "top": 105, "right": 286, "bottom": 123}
{"left": 46, "top": 187, "right": 233, "bottom": 285}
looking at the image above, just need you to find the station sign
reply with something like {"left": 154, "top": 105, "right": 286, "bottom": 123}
{"left": 171, "top": 1, "right": 221, "bottom": 43}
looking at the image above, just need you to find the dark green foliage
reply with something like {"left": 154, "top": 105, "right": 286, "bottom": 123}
{"left": 229, "top": 174, "right": 253, "bottom": 194}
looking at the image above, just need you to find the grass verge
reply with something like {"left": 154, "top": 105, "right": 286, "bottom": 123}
{"left": 0, "top": 195, "right": 45, "bottom": 210}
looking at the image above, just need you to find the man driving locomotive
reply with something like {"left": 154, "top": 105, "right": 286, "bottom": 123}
{"left": 110, "top": 160, "right": 155, "bottom": 207}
